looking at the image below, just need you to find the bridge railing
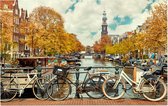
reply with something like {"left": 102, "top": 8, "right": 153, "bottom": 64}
{"left": 1, "top": 66, "right": 124, "bottom": 80}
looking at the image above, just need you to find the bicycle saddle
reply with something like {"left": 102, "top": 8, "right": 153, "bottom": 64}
{"left": 139, "top": 66, "right": 150, "bottom": 71}
{"left": 152, "top": 70, "right": 162, "bottom": 75}
{"left": 84, "top": 67, "right": 92, "bottom": 71}
{"left": 152, "top": 65, "right": 167, "bottom": 75}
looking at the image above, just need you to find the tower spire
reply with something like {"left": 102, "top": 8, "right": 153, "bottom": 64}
{"left": 101, "top": 11, "right": 108, "bottom": 36}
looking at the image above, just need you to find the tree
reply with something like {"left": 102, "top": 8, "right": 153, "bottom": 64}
{"left": 93, "top": 35, "right": 112, "bottom": 53}
{"left": 25, "top": 6, "right": 64, "bottom": 56}
{"left": 145, "top": 2, "right": 167, "bottom": 52}
{"left": 0, "top": 12, "right": 13, "bottom": 61}
{"left": 24, "top": 6, "right": 84, "bottom": 56}
{"left": 93, "top": 41, "right": 102, "bottom": 53}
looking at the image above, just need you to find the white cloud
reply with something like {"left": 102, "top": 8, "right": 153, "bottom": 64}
{"left": 19, "top": 0, "right": 73, "bottom": 14}
{"left": 109, "top": 11, "right": 151, "bottom": 35}
{"left": 18, "top": 0, "right": 163, "bottom": 46}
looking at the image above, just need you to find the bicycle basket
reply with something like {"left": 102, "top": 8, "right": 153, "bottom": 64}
{"left": 53, "top": 65, "right": 69, "bottom": 77}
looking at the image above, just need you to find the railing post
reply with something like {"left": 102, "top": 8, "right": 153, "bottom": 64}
{"left": 75, "top": 68, "right": 80, "bottom": 98}
{"left": 115, "top": 66, "right": 119, "bottom": 75}
{"left": 36, "top": 62, "right": 42, "bottom": 78}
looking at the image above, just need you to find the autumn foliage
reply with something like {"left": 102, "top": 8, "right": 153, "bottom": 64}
{"left": 21, "top": 6, "right": 84, "bottom": 56}
{"left": 102, "top": 2, "right": 167, "bottom": 57}
{"left": 0, "top": 12, "right": 13, "bottom": 53}
{"left": 93, "top": 35, "right": 112, "bottom": 53}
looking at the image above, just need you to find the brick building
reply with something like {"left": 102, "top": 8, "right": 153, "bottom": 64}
{"left": 19, "top": 8, "right": 29, "bottom": 57}
{"left": 0, "top": 0, "right": 29, "bottom": 59}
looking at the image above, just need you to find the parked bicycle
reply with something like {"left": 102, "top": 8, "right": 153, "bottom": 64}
{"left": 0, "top": 70, "right": 48, "bottom": 102}
{"left": 47, "top": 66, "right": 107, "bottom": 101}
{"left": 102, "top": 66, "right": 167, "bottom": 101}
{"left": 152, "top": 64, "right": 167, "bottom": 83}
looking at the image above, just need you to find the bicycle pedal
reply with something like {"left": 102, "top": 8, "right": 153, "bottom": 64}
{"left": 18, "top": 90, "right": 24, "bottom": 97}
{"left": 19, "top": 93, "right": 22, "bottom": 97}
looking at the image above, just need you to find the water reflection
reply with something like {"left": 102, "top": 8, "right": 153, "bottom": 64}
{"left": 80, "top": 58, "right": 117, "bottom": 67}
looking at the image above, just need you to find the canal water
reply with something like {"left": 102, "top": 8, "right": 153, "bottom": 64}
{"left": 69, "top": 58, "right": 142, "bottom": 99}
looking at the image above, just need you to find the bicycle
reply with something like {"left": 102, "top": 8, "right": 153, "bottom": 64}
{"left": 0, "top": 70, "right": 48, "bottom": 102}
{"left": 102, "top": 66, "right": 167, "bottom": 101}
{"left": 47, "top": 66, "right": 107, "bottom": 101}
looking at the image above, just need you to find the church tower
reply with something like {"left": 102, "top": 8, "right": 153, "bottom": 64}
{"left": 101, "top": 11, "right": 108, "bottom": 37}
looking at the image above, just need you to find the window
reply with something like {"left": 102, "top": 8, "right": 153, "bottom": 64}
{"left": 15, "top": 9, "right": 18, "bottom": 15}
{"left": 16, "top": 27, "right": 18, "bottom": 33}
{"left": 3, "top": 4, "right": 8, "bottom": 10}
{"left": 103, "top": 27, "right": 106, "bottom": 31}
{"left": 17, "top": 18, "right": 19, "bottom": 25}
{"left": 14, "top": 27, "right": 16, "bottom": 33}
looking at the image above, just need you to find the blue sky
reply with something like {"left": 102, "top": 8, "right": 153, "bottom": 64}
{"left": 18, "top": 0, "right": 163, "bottom": 46}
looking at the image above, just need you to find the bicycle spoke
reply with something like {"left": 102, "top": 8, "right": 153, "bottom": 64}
{"left": 47, "top": 78, "right": 70, "bottom": 101}
{"left": 33, "top": 78, "right": 49, "bottom": 100}
{"left": 85, "top": 76, "right": 104, "bottom": 99}
{"left": 102, "top": 76, "right": 125, "bottom": 100}
{"left": 141, "top": 78, "right": 167, "bottom": 101}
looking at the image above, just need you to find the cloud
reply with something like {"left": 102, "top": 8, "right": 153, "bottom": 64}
{"left": 108, "top": 11, "right": 151, "bottom": 35}
{"left": 65, "top": 0, "right": 79, "bottom": 13}
{"left": 19, "top": 0, "right": 73, "bottom": 14}
{"left": 18, "top": 0, "right": 163, "bottom": 46}
{"left": 63, "top": 0, "right": 152, "bottom": 46}
{"left": 109, "top": 16, "right": 133, "bottom": 31}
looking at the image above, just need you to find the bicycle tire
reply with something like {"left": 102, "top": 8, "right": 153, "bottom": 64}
{"left": 84, "top": 76, "right": 105, "bottom": 99}
{"left": 32, "top": 77, "right": 49, "bottom": 100}
{"left": 140, "top": 78, "right": 167, "bottom": 101}
{"left": 102, "top": 76, "right": 126, "bottom": 100}
{"left": 47, "top": 77, "right": 71, "bottom": 101}
{"left": 0, "top": 80, "right": 17, "bottom": 102}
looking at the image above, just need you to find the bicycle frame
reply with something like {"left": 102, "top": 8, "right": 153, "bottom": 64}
{"left": 50, "top": 68, "right": 100, "bottom": 90}
{"left": 14, "top": 73, "right": 38, "bottom": 90}
{"left": 3, "top": 73, "right": 38, "bottom": 96}
{"left": 64, "top": 70, "right": 91, "bottom": 88}
{"left": 113, "top": 69, "right": 144, "bottom": 90}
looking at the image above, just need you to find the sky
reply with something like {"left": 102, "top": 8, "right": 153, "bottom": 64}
{"left": 18, "top": 0, "right": 164, "bottom": 46}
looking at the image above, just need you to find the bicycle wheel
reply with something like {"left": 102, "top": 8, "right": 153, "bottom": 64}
{"left": 140, "top": 78, "right": 167, "bottom": 101}
{"left": 47, "top": 77, "right": 71, "bottom": 101}
{"left": 0, "top": 80, "right": 17, "bottom": 102}
{"left": 32, "top": 77, "right": 49, "bottom": 100}
{"left": 85, "top": 76, "right": 105, "bottom": 99}
{"left": 102, "top": 76, "right": 126, "bottom": 100}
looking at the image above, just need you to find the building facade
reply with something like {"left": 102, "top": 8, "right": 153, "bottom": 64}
{"left": 0, "top": 0, "right": 29, "bottom": 60}
{"left": 19, "top": 8, "right": 29, "bottom": 57}
{"left": 13, "top": 0, "right": 20, "bottom": 59}
{"left": 109, "top": 34, "right": 120, "bottom": 45}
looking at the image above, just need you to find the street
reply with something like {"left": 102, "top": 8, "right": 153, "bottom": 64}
{"left": 1, "top": 98, "right": 167, "bottom": 105}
